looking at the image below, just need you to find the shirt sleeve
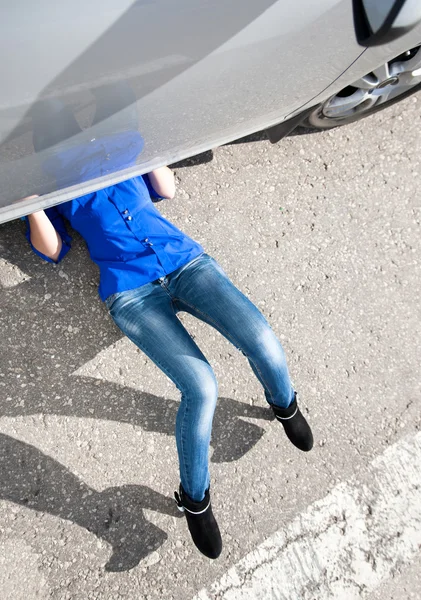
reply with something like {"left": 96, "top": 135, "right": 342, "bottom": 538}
{"left": 142, "top": 173, "right": 166, "bottom": 202}
{"left": 24, "top": 206, "right": 72, "bottom": 264}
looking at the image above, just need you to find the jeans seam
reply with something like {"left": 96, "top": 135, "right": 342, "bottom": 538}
{"left": 174, "top": 298, "right": 275, "bottom": 402}
{"left": 180, "top": 395, "right": 192, "bottom": 494}
{"left": 168, "top": 297, "right": 202, "bottom": 494}
{"left": 112, "top": 312, "right": 195, "bottom": 492}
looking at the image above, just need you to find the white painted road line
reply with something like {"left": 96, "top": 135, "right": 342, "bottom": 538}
{"left": 195, "top": 433, "right": 421, "bottom": 600}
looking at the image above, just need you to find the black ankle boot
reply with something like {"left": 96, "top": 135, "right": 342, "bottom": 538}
{"left": 174, "top": 485, "right": 222, "bottom": 559}
{"left": 271, "top": 393, "right": 313, "bottom": 451}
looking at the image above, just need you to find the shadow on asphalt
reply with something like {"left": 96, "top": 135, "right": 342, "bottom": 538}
{"left": 0, "top": 431, "right": 178, "bottom": 572}
{"left": 170, "top": 126, "right": 317, "bottom": 168}
{"left": 0, "top": 219, "right": 274, "bottom": 569}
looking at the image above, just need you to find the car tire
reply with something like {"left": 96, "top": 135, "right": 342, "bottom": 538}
{"left": 301, "top": 45, "right": 421, "bottom": 131}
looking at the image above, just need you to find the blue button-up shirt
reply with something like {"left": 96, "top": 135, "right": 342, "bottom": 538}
{"left": 26, "top": 175, "right": 204, "bottom": 301}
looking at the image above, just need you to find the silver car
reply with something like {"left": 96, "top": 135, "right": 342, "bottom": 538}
{"left": 1, "top": 0, "right": 420, "bottom": 223}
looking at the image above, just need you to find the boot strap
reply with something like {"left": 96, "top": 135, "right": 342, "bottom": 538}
{"left": 174, "top": 491, "right": 210, "bottom": 515}
{"left": 275, "top": 407, "right": 298, "bottom": 421}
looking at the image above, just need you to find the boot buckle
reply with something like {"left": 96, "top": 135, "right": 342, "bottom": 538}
{"left": 174, "top": 491, "right": 185, "bottom": 512}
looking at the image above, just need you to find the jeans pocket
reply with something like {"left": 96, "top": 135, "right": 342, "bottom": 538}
{"left": 106, "top": 282, "right": 155, "bottom": 313}
{"left": 176, "top": 252, "right": 206, "bottom": 276}
{"left": 104, "top": 292, "right": 122, "bottom": 310}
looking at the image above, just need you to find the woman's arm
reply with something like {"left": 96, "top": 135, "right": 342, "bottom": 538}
{"left": 147, "top": 166, "right": 176, "bottom": 199}
{"left": 27, "top": 210, "right": 63, "bottom": 262}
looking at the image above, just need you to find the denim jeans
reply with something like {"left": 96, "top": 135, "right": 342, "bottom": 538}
{"left": 105, "top": 252, "right": 295, "bottom": 502}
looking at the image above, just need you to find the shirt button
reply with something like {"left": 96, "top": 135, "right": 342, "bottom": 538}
{"left": 122, "top": 209, "right": 129, "bottom": 215}
{"left": 144, "top": 238, "right": 149, "bottom": 242}
{"left": 127, "top": 216, "right": 133, "bottom": 221}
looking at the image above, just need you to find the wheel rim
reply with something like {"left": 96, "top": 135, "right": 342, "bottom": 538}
{"left": 309, "top": 45, "right": 421, "bottom": 127}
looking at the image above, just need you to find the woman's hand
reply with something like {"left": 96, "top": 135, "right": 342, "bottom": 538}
{"left": 148, "top": 167, "right": 176, "bottom": 199}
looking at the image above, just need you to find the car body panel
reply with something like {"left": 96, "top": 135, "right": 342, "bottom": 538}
{"left": 0, "top": 0, "right": 417, "bottom": 223}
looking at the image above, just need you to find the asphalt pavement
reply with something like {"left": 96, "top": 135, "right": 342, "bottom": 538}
{"left": 0, "top": 95, "right": 420, "bottom": 599}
